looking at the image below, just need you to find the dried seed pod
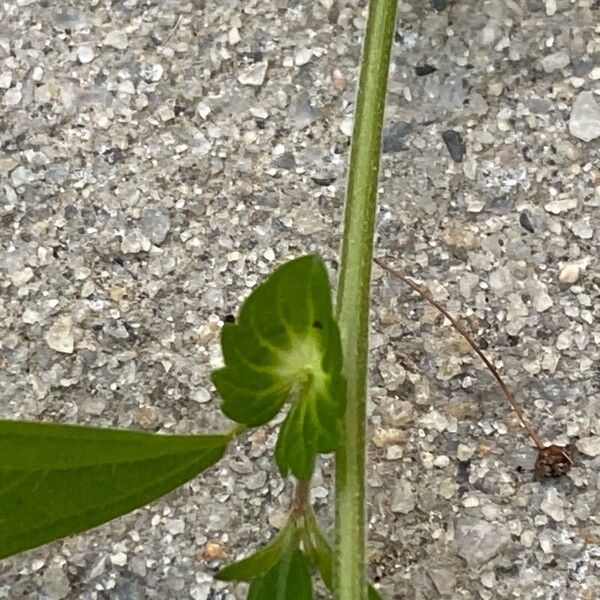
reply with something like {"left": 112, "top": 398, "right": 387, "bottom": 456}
{"left": 535, "top": 444, "right": 574, "bottom": 478}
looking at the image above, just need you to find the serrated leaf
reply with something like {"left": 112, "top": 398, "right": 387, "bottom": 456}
{"left": 248, "top": 547, "right": 313, "bottom": 600}
{"left": 0, "top": 420, "right": 227, "bottom": 559}
{"left": 212, "top": 255, "right": 345, "bottom": 478}
{"left": 216, "top": 521, "right": 296, "bottom": 582}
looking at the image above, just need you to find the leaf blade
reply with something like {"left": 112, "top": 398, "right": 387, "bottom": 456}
{"left": 248, "top": 547, "right": 313, "bottom": 600}
{"left": 213, "top": 255, "right": 345, "bottom": 479}
{"left": 0, "top": 420, "right": 227, "bottom": 559}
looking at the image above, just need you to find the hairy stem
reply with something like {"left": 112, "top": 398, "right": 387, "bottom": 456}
{"left": 334, "top": 2, "right": 398, "bottom": 599}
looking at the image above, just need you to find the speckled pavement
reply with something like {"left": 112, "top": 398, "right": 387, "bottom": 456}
{"left": 1, "top": 1, "right": 599, "bottom": 598}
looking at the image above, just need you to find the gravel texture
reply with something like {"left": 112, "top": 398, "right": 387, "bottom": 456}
{"left": 1, "top": 1, "right": 599, "bottom": 599}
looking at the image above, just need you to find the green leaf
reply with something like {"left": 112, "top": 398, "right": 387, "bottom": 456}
{"left": 248, "top": 547, "right": 313, "bottom": 600}
{"left": 212, "top": 255, "right": 345, "bottom": 478}
{"left": 0, "top": 420, "right": 228, "bottom": 560}
{"left": 216, "top": 521, "right": 296, "bottom": 582}
{"left": 305, "top": 514, "right": 382, "bottom": 600}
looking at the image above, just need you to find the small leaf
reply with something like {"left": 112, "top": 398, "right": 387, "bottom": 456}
{"left": 0, "top": 420, "right": 227, "bottom": 559}
{"left": 306, "top": 515, "right": 382, "bottom": 600}
{"left": 212, "top": 255, "right": 345, "bottom": 478}
{"left": 248, "top": 547, "right": 313, "bottom": 600}
{"left": 216, "top": 521, "right": 296, "bottom": 582}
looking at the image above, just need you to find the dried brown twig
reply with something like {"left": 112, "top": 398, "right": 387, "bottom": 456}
{"left": 374, "top": 257, "right": 574, "bottom": 477}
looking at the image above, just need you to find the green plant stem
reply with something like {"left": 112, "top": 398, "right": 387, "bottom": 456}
{"left": 334, "top": 1, "right": 398, "bottom": 599}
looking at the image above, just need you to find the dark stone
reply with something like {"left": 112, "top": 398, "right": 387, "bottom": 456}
{"left": 571, "top": 58, "right": 593, "bottom": 77}
{"left": 274, "top": 151, "right": 296, "bottom": 170}
{"left": 382, "top": 121, "right": 412, "bottom": 153}
{"left": 441, "top": 129, "right": 466, "bottom": 162}
{"left": 311, "top": 174, "right": 336, "bottom": 186}
{"left": 431, "top": 0, "right": 447, "bottom": 11}
{"left": 414, "top": 64, "right": 437, "bottom": 76}
{"left": 519, "top": 211, "right": 535, "bottom": 233}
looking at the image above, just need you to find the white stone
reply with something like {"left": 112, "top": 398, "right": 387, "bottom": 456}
{"left": 540, "top": 488, "right": 565, "bottom": 522}
{"left": 339, "top": 117, "right": 354, "bottom": 136}
{"left": 196, "top": 103, "right": 210, "bottom": 118}
{"left": 238, "top": 61, "right": 268, "bottom": 86}
{"left": 165, "top": 518, "right": 185, "bottom": 535}
{"left": 77, "top": 45, "right": 95, "bottom": 64}
{"left": 110, "top": 551, "right": 128, "bottom": 566}
{"left": 571, "top": 218, "right": 594, "bottom": 240}
{"left": 294, "top": 47, "right": 313, "bottom": 66}
{"left": 576, "top": 435, "right": 600, "bottom": 457}
{"left": 3, "top": 87, "right": 22, "bottom": 106}
{"left": 541, "top": 51, "right": 569, "bottom": 73}
{"left": 41, "top": 565, "right": 71, "bottom": 599}
{"left": 457, "top": 443, "right": 475, "bottom": 461}
{"left": 559, "top": 264, "right": 580, "bottom": 284}
{"left": 0, "top": 72, "right": 12, "bottom": 89}
{"left": 103, "top": 30, "right": 128, "bottom": 50}
{"left": 569, "top": 92, "right": 600, "bottom": 142}
{"left": 533, "top": 291, "right": 553, "bottom": 312}
{"left": 228, "top": 27, "right": 241, "bottom": 45}
{"left": 544, "top": 198, "right": 578, "bottom": 214}
{"left": 44, "top": 317, "right": 75, "bottom": 354}
{"left": 545, "top": 0, "right": 556, "bottom": 15}
{"left": 10, "top": 266, "right": 34, "bottom": 287}
{"left": 22, "top": 308, "right": 40, "bottom": 324}
{"left": 391, "top": 479, "right": 416, "bottom": 514}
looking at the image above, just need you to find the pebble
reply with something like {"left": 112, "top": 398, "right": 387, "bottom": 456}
{"left": 339, "top": 117, "right": 354, "bottom": 136}
{"left": 77, "top": 46, "right": 95, "bottom": 64}
{"left": 545, "top": 0, "right": 557, "bottom": 16}
{"left": 44, "top": 316, "right": 75, "bottom": 354}
{"left": 165, "top": 518, "right": 185, "bottom": 535}
{"left": 238, "top": 61, "right": 268, "bottom": 86}
{"left": 41, "top": 565, "right": 71, "bottom": 600}
{"left": 571, "top": 218, "right": 594, "bottom": 240}
{"left": 391, "top": 479, "right": 416, "bottom": 514}
{"left": 576, "top": 435, "right": 600, "bottom": 457}
{"left": 294, "top": 47, "right": 312, "bottom": 66}
{"left": 419, "top": 410, "right": 448, "bottom": 433}
{"left": 456, "top": 443, "right": 475, "bottom": 461}
{"left": 519, "top": 211, "right": 535, "bottom": 233}
{"left": 540, "top": 488, "right": 566, "bottom": 522}
{"left": 441, "top": 130, "right": 466, "bottom": 162}
{"left": 540, "top": 51, "right": 569, "bottom": 73}
{"left": 228, "top": 27, "right": 241, "bottom": 45}
{"left": 141, "top": 208, "right": 171, "bottom": 245}
{"left": 559, "top": 264, "right": 580, "bottom": 284}
{"left": 427, "top": 567, "right": 456, "bottom": 595}
{"left": 0, "top": 72, "right": 12, "bottom": 88}
{"left": 454, "top": 516, "right": 510, "bottom": 566}
{"left": 544, "top": 198, "right": 578, "bottom": 214}
{"left": 3, "top": 87, "right": 22, "bottom": 106}
{"left": 569, "top": 92, "right": 600, "bottom": 142}
{"left": 382, "top": 121, "right": 412, "bottom": 153}
{"left": 103, "top": 30, "right": 128, "bottom": 50}
{"left": 10, "top": 266, "right": 34, "bottom": 287}
{"left": 110, "top": 551, "right": 128, "bottom": 566}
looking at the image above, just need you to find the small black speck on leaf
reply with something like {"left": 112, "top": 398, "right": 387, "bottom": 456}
{"left": 312, "top": 320, "right": 323, "bottom": 329}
